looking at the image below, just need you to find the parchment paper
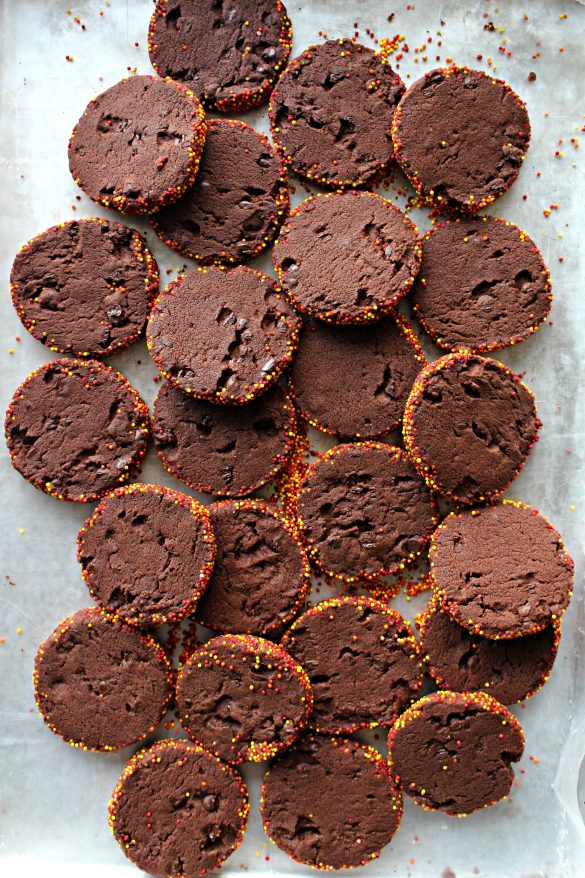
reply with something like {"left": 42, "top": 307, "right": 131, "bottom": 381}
{"left": 0, "top": 1, "right": 584, "bottom": 876}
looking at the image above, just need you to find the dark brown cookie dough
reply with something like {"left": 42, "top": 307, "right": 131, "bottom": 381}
{"left": 261, "top": 734, "right": 403, "bottom": 869}
{"left": 148, "top": 0, "right": 292, "bottom": 113}
{"left": 403, "top": 353, "right": 540, "bottom": 505}
{"left": 77, "top": 483, "right": 217, "bottom": 627}
{"left": 411, "top": 216, "right": 552, "bottom": 353}
{"left": 297, "top": 442, "right": 438, "bottom": 582}
{"left": 387, "top": 691, "right": 525, "bottom": 815}
{"left": 269, "top": 39, "right": 404, "bottom": 188}
{"left": 176, "top": 635, "right": 312, "bottom": 764}
{"left": 417, "top": 595, "right": 560, "bottom": 704}
{"left": 281, "top": 596, "right": 423, "bottom": 732}
{"left": 430, "top": 501, "right": 574, "bottom": 639}
{"left": 273, "top": 191, "right": 421, "bottom": 324}
{"left": 33, "top": 607, "right": 172, "bottom": 751}
{"left": 10, "top": 219, "right": 159, "bottom": 358}
{"left": 196, "top": 500, "right": 310, "bottom": 636}
{"left": 5, "top": 358, "right": 150, "bottom": 503}
{"left": 151, "top": 119, "right": 289, "bottom": 266}
{"left": 147, "top": 266, "right": 300, "bottom": 403}
{"left": 109, "top": 739, "right": 249, "bottom": 877}
{"left": 68, "top": 75, "right": 206, "bottom": 215}
{"left": 392, "top": 66, "right": 531, "bottom": 215}
{"left": 153, "top": 381, "right": 296, "bottom": 496}
{"left": 289, "top": 314, "right": 426, "bottom": 438}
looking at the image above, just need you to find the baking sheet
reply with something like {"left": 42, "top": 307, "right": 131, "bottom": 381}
{"left": 1, "top": 0, "right": 585, "bottom": 875}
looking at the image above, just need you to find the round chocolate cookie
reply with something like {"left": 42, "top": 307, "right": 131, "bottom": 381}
{"left": 34, "top": 607, "right": 172, "bottom": 751}
{"left": 430, "top": 500, "right": 574, "bottom": 639}
{"left": 403, "top": 353, "right": 540, "bottom": 505}
{"left": 176, "top": 635, "right": 312, "bottom": 764}
{"left": 147, "top": 266, "right": 300, "bottom": 403}
{"left": 196, "top": 500, "right": 310, "bottom": 636}
{"left": 387, "top": 691, "right": 525, "bottom": 815}
{"left": 5, "top": 358, "right": 150, "bottom": 503}
{"left": 153, "top": 381, "right": 295, "bottom": 496}
{"left": 68, "top": 75, "right": 206, "bottom": 215}
{"left": 148, "top": 0, "right": 292, "bottom": 113}
{"left": 109, "top": 739, "right": 249, "bottom": 877}
{"left": 297, "top": 442, "right": 438, "bottom": 582}
{"left": 269, "top": 39, "right": 405, "bottom": 187}
{"left": 289, "top": 314, "right": 426, "bottom": 438}
{"left": 78, "top": 483, "right": 216, "bottom": 627}
{"left": 10, "top": 219, "right": 159, "bottom": 358}
{"left": 392, "top": 66, "right": 531, "bottom": 215}
{"left": 282, "top": 596, "right": 423, "bottom": 732}
{"left": 261, "top": 734, "right": 403, "bottom": 869}
{"left": 417, "top": 595, "right": 560, "bottom": 704}
{"left": 273, "top": 191, "right": 420, "bottom": 324}
{"left": 151, "top": 120, "right": 289, "bottom": 266}
{"left": 411, "top": 216, "right": 552, "bottom": 353}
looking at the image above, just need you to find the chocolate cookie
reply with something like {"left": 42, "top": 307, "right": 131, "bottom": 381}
{"left": 147, "top": 266, "right": 300, "bottom": 403}
{"left": 78, "top": 483, "right": 216, "bottom": 627}
{"left": 281, "top": 596, "right": 423, "bottom": 732}
{"left": 261, "top": 734, "right": 403, "bottom": 869}
{"left": 153, "top": 381, "right": 296, "bottom": 496}
{"left": 148, "top": 0, "right": 292, "bottom": 113}
{"left": 151, "top": 120, "right": 289, "bottom": 266}
{"left": 430, "top": 501, "right": 573, "bottom": 639}
{"left": 297, "top": 442, "right": 438, "bottom": 582}
{"left": 196, "top": 500, "right": 310, "bottom": 636}
{"left": 273, "top": 191, "right": 421, "bottom": 323}
{"left": 289, "top": 314, "right": 426, "bottom": 438}
{"left": 68, "top": 75, "right": 206, "bottom": 215}
{"left": 392, "top": 66, "right": 531, "bottom": 214}
{"left": 34, "top": 607, "right": 172, "bottom": 751}
{"left": 417, "top": 595, "right": 560, "bottom": 704}
{"left": 403, "top": 353, "right": 540, "bottom": 504}
{"left": 269, "top": 39, "right": 405, "bottom": 187}
{"left": 5, "top": 358, "right": 150, "bottom": 503}
{"left": 109, "top": 739, "right": 249, "bottom": 877}
{"left": 411, "top": 216, "right": 552, "bottom": 353}
{"left": 10, "top": 219, "right": 159, "bottom": 358}
{"left": 387, "top": 691, "right": 525, "bottom": 815}
{"left": 176, "top": 635, "right": 312, "bottom": 764}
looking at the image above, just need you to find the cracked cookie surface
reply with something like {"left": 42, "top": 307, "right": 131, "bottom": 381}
{"left": 411, "top": 216, "right": 551, "bottom": 353}
{"left": 261, "top": 734, "right": 403, "bottom": 869}
{"left": 78, "top": 483, "right": 216, "bottom": 627}
{"left": 149, "top": 0, "right": 292, "bottom": 112}
{"left": 34, "top": 607, "right": 172, "bottom": 751}
{"left": 297, "top": 442, "right": 438, "bottom": 581}
{"left": 10, "top": 219, "right": 159, "bottom": 358}
{"left": 153, "top": 381, "right": 295, "bottom": 495}
{"left": 196, "top": 500, "right": 309, "bottom": 636}
{"left": 282, "top": 596, "right": 423, "bottom": 732}
{"left": 430, "top": 501, "right": 573, "bottom": 638}
{"left": 151, "top": 119, "right": 289, "bottom": 265}
{"left": 404, "top": 353, "right": 540, "bottom": 504}
{"left": 5, "top": 358, "right": 150, "bottom": 502}
{"left": 68, "top": 75, "right": 206, "bottom": 215}
{"left": 176, "top": 634, "right": 312, "bottom": 764}
{"left": 147, "top": 266, "right": 300, "bottom": 403}
{"left": 269, "top": 39, "right": 404, "bottom": 187}
{"left": 387, "top": 691, "right": 525, "bottom": 815}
